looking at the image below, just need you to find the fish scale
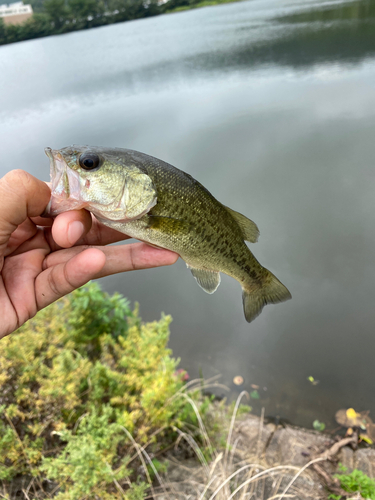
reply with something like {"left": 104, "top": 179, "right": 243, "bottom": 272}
{"left": 45, "top": 145, "right": 291, "bottom": 323}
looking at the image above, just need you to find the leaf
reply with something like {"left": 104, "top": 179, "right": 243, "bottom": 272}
{"left": 359, "top": 434, "right": 373, "bottom": 445}
{"left": 313, "top": 420, "right": 325, "bottom": 432}
{"left": 335, "top": 408, "right": 371, "bottom": 430}
{"left": 250, "top": 390, "right": 259, "bottom": 399}
{"left": 308, "top": 375, "right": 319, "bottom": 385}
{"left": 346, "top": 408, "right": 359, "bottom": 420}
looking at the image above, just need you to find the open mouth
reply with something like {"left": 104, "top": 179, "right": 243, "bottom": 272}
{"left": 44, "top": 147, "right": 85, "bottom": 217}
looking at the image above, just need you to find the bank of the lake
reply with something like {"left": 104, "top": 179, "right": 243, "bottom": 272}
{"left": 161, "top": 413, "right": 375, "bottom": 499}
{"left": 1, "top": 284, "right": 375, "bottom": 499}
{"left": 0, "top": 0, "right": 243, "bottom": 46}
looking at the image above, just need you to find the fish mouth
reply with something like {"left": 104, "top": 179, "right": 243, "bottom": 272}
{"left": 44, "top": 147, "right": 85, "bottom": 217}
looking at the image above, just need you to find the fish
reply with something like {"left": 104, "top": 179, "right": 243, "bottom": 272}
{"left": 44, "top": 145, "right": 291, "bottom": 323}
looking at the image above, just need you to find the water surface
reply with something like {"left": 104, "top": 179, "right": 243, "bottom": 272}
{"left": 1, "top": 0, "right": 375, "bottom": 428}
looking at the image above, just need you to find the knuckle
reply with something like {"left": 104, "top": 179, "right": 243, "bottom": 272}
{"left": 76, "top": 243, "right": 91, "bottom": 251}
{"left": 47, "top": 268, "right": 63, "bottom": 297}
{"left": 63, "top": 264, "right": 76, "bottom": 291}
{"left": 0, "top": 170, "right": 36, "bottom": 207}
{"left": 90, "top": 218, "right": 103, "bottom": 245}
{"left": 95, "top": 220, "right": 104, "bottom": 244}
{"left": 3, "top": 169, "right": 33, "bottom": 189}
{"left": 129, "top": 245, "right": 136, "bottom": 271}
{"left": 42, "top": 254, "right": 51, "bottom": 271}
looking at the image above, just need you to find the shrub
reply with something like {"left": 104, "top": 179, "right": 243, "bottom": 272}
{"left": 329, "top": 464, "right": 375, "bottom": 500}
{"left": 0, "top": 283, "right": 197, "bottom": 499}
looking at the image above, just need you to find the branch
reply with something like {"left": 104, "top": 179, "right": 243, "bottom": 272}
{"left": 312, "top": 432, "right": 358, "bottom": 498}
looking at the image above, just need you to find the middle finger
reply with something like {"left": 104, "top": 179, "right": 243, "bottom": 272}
{"left": 43, "top": 241, "right": 179, "bottom": 277}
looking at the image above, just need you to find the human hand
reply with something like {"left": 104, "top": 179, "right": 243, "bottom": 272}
{"left": 0, "top": 170, "right": 179, "bottom": 338}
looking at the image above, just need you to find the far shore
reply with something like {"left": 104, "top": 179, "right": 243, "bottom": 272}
{"left": 0, "top": 0, "right": 245, "bottom": 46}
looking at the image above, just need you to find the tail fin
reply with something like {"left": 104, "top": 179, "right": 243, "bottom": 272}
{"left": 242, "top": 270, "right": 291, "bottom": 323}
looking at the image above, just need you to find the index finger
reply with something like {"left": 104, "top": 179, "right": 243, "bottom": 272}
{"left": 0, "top": 171, "right": 51, "bottom": 265}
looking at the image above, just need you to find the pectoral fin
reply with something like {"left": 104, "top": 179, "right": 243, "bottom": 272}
{"left": 224, "top": 206, "right": 260, "bottom": 243}
{"left": 187, "top": 265, "right": 221, "bottom": 294}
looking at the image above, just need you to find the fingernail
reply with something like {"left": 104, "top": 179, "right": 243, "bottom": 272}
{"left": 67, "top": 221, "right": 84, "bottom": 245}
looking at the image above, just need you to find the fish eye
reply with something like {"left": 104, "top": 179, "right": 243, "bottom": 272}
{"left": 79, "top": 152, "right": 101, "bottom": 170}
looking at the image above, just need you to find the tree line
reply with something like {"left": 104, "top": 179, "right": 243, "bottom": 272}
{"left": 0, "top": 0, "right": 206, "bottom": 45}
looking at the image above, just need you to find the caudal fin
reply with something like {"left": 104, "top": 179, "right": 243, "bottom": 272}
{"left": 242, "top": 271, "right": 291, "bottom": 323}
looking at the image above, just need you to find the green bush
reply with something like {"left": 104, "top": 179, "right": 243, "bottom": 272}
{"left": 0, "top": 283, "right": 199, "bottom": 499}
{"left": 329, "top": 464, "right": 375, "bottom": 500}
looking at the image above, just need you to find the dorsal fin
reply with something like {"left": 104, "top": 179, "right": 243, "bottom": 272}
{"left": 224, "top": 206, "right": 260, "bottom": 243}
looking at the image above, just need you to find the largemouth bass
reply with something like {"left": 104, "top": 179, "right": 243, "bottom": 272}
{"left": 45, "top": 145, "right": 291, "bottom": 323}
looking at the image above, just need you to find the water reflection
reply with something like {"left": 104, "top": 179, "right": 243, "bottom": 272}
{"left": 192, "top": 0, "right": 375, "bottom": 70}
{"left": 271, "top": 0, "right": 375, "bottom": 66}
{"left": 2, "top": 0, "right": 375, "bottom": 120}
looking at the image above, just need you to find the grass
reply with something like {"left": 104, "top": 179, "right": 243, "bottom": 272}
{"left": 136, "top": 391, "right": 327, "bottom": 499}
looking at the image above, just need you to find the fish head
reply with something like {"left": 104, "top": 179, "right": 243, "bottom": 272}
{"left": 45, "top": 145, "right": 157, "bottom": 221}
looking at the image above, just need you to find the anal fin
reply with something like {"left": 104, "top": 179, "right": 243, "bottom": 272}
{"left": 187, "top": 265, "right": 221, "bottom": 294}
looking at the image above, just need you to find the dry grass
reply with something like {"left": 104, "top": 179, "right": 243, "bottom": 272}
{"left": 130, "top": 378, "right": 326, "bottom": 500}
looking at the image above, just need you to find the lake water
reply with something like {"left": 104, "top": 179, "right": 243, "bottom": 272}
{"left": 1, "top": 0, "right": 375, "bottom": 429}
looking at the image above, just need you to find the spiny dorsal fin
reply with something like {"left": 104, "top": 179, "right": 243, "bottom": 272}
{"left": 187, "top": 265, "right": 221, "bottom": 294}
{"left": 224, "top": 206, "right": 260, "bottom": 243}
